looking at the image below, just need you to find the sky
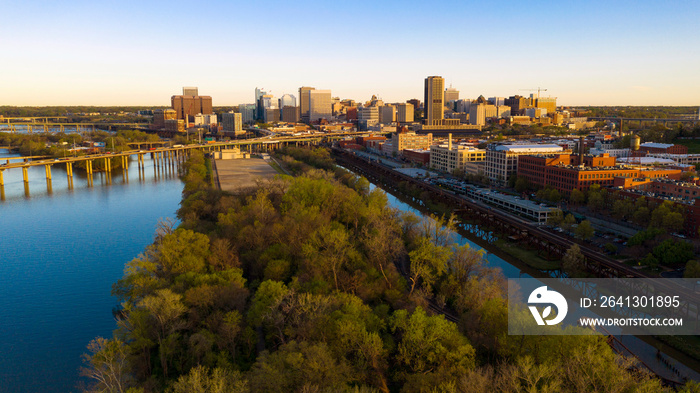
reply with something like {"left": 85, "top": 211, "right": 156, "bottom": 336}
{"left": 1, "top": 0, "right": 699, "bottom": 107}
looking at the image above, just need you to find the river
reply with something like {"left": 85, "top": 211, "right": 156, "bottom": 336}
{"left": 0, "top": 149, "right": 184, "bottom": 393}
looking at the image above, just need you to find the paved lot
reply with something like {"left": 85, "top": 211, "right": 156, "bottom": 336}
{"left": 214, "top": 158, "right": 279, "bottom": 194}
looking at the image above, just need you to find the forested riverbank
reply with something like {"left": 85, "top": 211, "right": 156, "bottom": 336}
{"left": 82, "top": 148, "right": 698, "bottom": 392}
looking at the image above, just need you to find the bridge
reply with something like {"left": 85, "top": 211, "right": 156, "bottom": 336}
{"left": 0, "top": 122, "right": 147, "bottom": 133}
{"left": 0, "top": 131, "right": 373, "bottom": 192}
{"left": 1, "top": 116, "right": 69, "bottom": 123}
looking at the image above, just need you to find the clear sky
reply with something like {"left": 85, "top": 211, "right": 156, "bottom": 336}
{"left": 1, "top": 0, "right": 699, "bottom": 106}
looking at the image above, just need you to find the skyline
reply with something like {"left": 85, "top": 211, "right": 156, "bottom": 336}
{"left": 1, "top": 0, "right": 699, "bottom": 106}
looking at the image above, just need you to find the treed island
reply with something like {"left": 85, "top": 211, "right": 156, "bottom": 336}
{"left": 81, "top": 147, "right": 698, "bottom": 393}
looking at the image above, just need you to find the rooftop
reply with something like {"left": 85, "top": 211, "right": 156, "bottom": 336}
{"left": 640, "top": 142, "right": 674, "bottom": 149}
{"left": 492, "top": 144, "right": 564, "bottom": 152}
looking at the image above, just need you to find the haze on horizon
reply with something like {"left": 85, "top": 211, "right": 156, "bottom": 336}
{"left": 1, "top": 0, "right": 698, "bottom": 107}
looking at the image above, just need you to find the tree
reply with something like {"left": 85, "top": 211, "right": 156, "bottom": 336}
{"left": 407, "top": 237, "right": 451, "bottom": 295}
{"left": 547, "top": 209, "right": 564, "bottom": 226}
{"left": 561, "top": 214, "right": 576, "bottom": 232}
{"left": 514, "top": 177, "right": 528, "bottom": 193}
{"left": 139, "top": 289, "right": 187, "bottom": 379}
{"left": 248, "top": 341, "right": 352, "bottom": 392}
{"left": 547, "top": 189, "right": 561, "bottom": 203}
{"left": 389, "top": 308, "right": 475, "bottom": 387}
{"left": 158, "top": 229, "right": 211, "bottom": 276}
{"left": 81, "top": 337, "right": 132, "bottom": 393}
{"left": 633, "top": 206, "right": 650, "bottom": 225}
{"left": 575, "top": 220, "right": 594, "bottom": 240}
{"left": 587, "top": 191, "right": 605, "bottom": 212}
{"left": 302, "top": 223, "right": 353, "bottom": 291}
{"left": 562, "top": 244, "right": 586, "bottom": 276}
{"left": 662, "top": 211, "right": 684, "bottom": 233}
{"left": 684, "top": 260, "right": 700, "bottom": 279}
{"left": 171, "top": 366, "right": 247, "bottom": 393}
{"left": 569, "top": 189, "right": 585, "bottom": 206}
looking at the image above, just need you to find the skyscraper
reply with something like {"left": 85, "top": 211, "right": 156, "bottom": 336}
{"left": 171, "top": 94, "right": 212, "bottom": 122}
{"left": 397, "top": 103, "right": 414, "bottom": 123}
{"left": 255, "top": 87, "right": 268, "bottom": 120}
{"left": 239, "top": 104, "right": 256, "bottom": 124}
{"left": 308, "top": 90, "right": 332, "bottom": 123}
{"left": 299, "top": 86, "right": 315, "bottom": 123}
{"left": 222, "top": 112, "right": 243, "bottom": 135}
{"left": 444, "top": 86, "right": 459, "bottom": 103}
{"left": 424, "top": 76, "right": 445, "bottom": 126}
{"left": 183, "top": 87, "right": 198, "bottom": 96}
{"left": 279, "top": 94, "right": 296, "bottom": 110}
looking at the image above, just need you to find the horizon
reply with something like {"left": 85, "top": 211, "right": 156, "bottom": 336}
{"left": 1, "top": 0, "right": 699, "bottom": 107}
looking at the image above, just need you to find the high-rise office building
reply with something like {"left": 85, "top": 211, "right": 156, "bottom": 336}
{"left": 308, "top": 90, "right": 332, "bottom": 123}
{"left": 299, "top": 86, "right": 315, "bottom": 123}
{"left": 397, "top": 103, "right": 414, "bottom": 123}
{"left": 379, "top": 105, "right": 396, "bottom": 124}
{"left": 358, "top": 106, "right": 379, "bottom": 130}
{"left": 255, "top": 87, "right": 268, "bottom": 120}
{"left": 279, "top": 94, "right": 296, "bottom": 110}
{"left": 469, "top": 103, "right": 497, "bottom": 126}
{"left": 183, "top": 87, "right": 198, "bottom": 96}
{"left": 444, "top": 86, "right": 459, "bottom": 103}
{"left": 281, "top": 106, "right": 299, "bottom": 123}
{"left": 424, "top": 76, "right": 445, "bottom": 125}
{"left": 407, "top": 99, "right": 421, "bottom": 111}
{"left": 488, "top": 97, "right": 505, "bottom": 106}
{"left": 222, "top": 112, "right": 244, "bottom": 135}
{"left": 153, "top": 109, "right": 176, "bottom": 129}
{"left": 536, "top": 97, "right": 557, "bottom": 114}
{"left": 239, "top": 104, "right": 256, "bottom": 124}
{"left": 171, "top": 94, "right": 212, "bottom": 122}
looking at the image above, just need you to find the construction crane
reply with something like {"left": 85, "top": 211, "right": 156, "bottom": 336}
{"left": 519, "top": 87, "right": 548, "bottom": 97}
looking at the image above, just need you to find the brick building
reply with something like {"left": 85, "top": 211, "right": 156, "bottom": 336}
{"left": 639, "top": 142, "right": 688, "bottom": 155}
{"left": 517, "top": 153, "right": 682, "bottom": 196}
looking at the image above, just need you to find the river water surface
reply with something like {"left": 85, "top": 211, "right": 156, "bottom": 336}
{"left": 0, "top": 149, "right": 184, "bottom": 392}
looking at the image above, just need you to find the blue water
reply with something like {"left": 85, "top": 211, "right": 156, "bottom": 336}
{"left": 0, "top": 149, "right": 183, "bottom": 392}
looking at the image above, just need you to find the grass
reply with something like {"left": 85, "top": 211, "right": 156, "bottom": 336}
{"left": 494, "top": 239, "right": 561, "bottom": 270}
{"left": 267, "top": 160, "right": 285, "bottom": 175}
{"left": 674, "top": 139, "right": 700, "bottom": 154}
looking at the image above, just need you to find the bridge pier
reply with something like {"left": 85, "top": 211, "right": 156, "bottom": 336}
{"left": 22, "top": 167, "right": 28, "bottom": 183}
{"left": 24, "top": 182, "right": 30, "bottom": 197}
{"left": 44, "top": 164, "right": 52, "bottom": 180}
{"left": 0, "top": 170, "right": 3, "bottom": 186}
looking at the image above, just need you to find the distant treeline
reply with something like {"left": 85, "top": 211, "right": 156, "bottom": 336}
{"left": 582, "top": 106, "right": 698, "bottom": 119}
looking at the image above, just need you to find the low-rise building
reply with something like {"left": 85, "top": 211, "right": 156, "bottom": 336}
{"left": 639, "top": 142, "right": 688, "bottom": 155}
{"left": 429, "top": 135, "right": 485, "bottom": 174}
{"left": 518, "top": 153, "right": 682, "bottom": 196}
{"left": 391, "top": 129, "right": 433, "bottom": 156}
{"left": 485, "top": 144, "right": 566, "bottom": 185}
{"left": 403, "top": 149, "right": 431, "bottom": 165}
